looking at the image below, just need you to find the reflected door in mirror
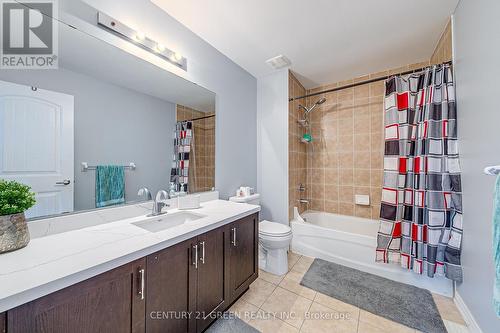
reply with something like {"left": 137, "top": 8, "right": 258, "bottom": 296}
{"left": 0, "top": 80, "right": 74, "bottom": 218}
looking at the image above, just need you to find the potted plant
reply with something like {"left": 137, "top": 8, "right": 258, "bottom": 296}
{"left": 0, "top": 180, "right": 36, "bottom": 253}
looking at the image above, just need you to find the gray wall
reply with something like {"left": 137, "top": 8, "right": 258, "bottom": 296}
{"left": 454, "top": 0, "right": 500, "bottom": 331}
{"left": 0, "top": 69, "right": 176, "bottom": 211}
{"left": 65, "top": 0, "right": 257, "bottom": 199}
{"left": 257, "top": 69, "right": 289, "bottom": 224}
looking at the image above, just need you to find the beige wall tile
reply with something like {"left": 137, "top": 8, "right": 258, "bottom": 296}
{"left": 339, "top": 186, "right": 354, "bottom": 203}
{"left": 354, "top": 84, "right": 369, "bottom": 100}
{"left": 339, "top": 202, "right": 354, "bottom": 215}
{"left": 353, "top": 152, "right": 371, "bottom": 169}
{"left": 355, "top": 205, "right": 372, "bottom": 218}
{"left": 354, "top": 134, "right": 371, "bottom": 151}
{"left": 324, "top": 184, "right": 339, "bottom": 200}
{"left": 430, "top": 19, "right": 452, "bottom": 65}
{"left": 338, "top": 135, "right": 354, "bottom": 151}
{"left": 324, "top": 200, "right": 339, "bottom": 213}
{"left": 339, "top": 153, "right": 354, "bottom": 170}
{"left": 369, "top": 81, "right": 385, "bottom": 97}
{"left": 339, "top": 168, "right": 354, "bottom": 185}
{"left": 325, "top": 168, "right": 339, "bottom": 184}
{"left": 370, "top": 169, "right": 383, "bottom": 187}
{"left": 354, "top": 169, "right": 370, "bottom": 186}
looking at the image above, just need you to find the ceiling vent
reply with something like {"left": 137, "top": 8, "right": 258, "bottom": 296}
{"left": 265, "top": 55, "right": 291, "bottom": 70}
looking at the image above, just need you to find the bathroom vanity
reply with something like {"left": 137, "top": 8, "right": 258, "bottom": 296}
{"left": 0, "top": 199, "right": 259, "bottom": 333}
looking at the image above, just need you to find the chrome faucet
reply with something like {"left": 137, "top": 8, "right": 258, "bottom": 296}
{"left": 151, "top": 190, "right": 170, "bottom": 216}
{"left": 137, "top": 187, "right": 152, "bottom": 201}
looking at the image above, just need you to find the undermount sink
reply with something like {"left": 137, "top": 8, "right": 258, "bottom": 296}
{"left": 132, "top": 212, "right": 205, "bottom": 233}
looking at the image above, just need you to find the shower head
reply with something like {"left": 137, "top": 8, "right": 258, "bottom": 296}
{"left": 302, "top": 97, "right": 327, "bottom": 114}
{"left": 316, "top": 98, "right": 326, "bottom": 105}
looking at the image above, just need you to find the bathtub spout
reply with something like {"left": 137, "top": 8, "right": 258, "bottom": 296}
{"left": 298, "top": 199, "right": 309, "bottom": 204}
{"left": 293, "top": 207, "right": 306, "bottom": 223}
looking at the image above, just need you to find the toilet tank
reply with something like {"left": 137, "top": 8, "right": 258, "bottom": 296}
{"left": 229, "top": 193, "right": 260, "bottom": 205}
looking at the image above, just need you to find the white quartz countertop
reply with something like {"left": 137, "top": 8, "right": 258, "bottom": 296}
{"left": 0, "top": 199, "right": 260, "bottom": 312}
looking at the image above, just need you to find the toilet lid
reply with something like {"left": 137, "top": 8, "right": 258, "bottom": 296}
{"left": 259, "top": 220, "right": 292, "bottom": 236}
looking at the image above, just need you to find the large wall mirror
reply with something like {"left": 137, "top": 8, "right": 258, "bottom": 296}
{"left": 0, "top": 14, "right": 216, "bottom": 220}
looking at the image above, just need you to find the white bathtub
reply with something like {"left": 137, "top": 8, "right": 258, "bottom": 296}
{"left": 291, "top": 210, "right": 453, "bottom": 296}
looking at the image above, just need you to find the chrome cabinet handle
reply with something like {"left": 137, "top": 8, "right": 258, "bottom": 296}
{"left": 55, "top": 179, "right": 71, "bottom": 186}
{"left": 199, "top": 241, "right": 205, "bottom": 264}
{"left": 232, "top": 227, "right": 237, "bottom": 247}
{"left": 193, "top": 244, "right": 198, "bottom": 269}
{"left": 138, "top": 268, "right": 145, "bottom": 300}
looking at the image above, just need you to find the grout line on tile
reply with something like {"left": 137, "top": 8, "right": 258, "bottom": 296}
{"left": 299, "top": 297, "right": 314, "bottom": 332}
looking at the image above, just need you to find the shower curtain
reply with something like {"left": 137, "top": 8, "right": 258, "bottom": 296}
{"left": 170, "top": 121, "right": 193, "bottom": 193}
{"left": 376, "top": 64, "right": 463, "bottom": 282}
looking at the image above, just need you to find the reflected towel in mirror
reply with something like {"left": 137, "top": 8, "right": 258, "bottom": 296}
{"left": 95, "top": 165, "right": 125, "bottom": 208}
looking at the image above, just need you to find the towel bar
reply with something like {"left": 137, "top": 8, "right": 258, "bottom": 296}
{"left": 484, "top": 165, "right": 500, "bottom": 175}
{"left": 81, "top": 162, "right": 136, "bottom": 172}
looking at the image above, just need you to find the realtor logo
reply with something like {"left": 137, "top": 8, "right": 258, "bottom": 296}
{"left": 1, "top": 0, "right": 58, "bottom": 69}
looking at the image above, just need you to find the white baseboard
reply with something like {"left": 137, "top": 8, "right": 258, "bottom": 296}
{"left": 454, "top": 292, "right": 483, "bottom": 333}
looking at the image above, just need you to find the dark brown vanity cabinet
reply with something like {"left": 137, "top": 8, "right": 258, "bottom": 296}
{"left": 145, "top": 238, "right": 197, "bottom": 333}
{"left": 6, "top": 258, "right": 147, "bottom": 333}
{"left": 0, "top": 313, "right": 5, "bottom": 333}
{"left": 195, "top": 227, "right": 227, "bottom": 332}
{"left": 226, "top": 213, "right": 259, "bottom": 303}
{"left": 3, "top": 213, "right": 258, "bottom": 333}
{"left": 145, "top": 226, "right": 228, "bottom": 333}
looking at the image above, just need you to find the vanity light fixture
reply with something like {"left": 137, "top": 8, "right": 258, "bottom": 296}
{"left": 97, "top": 12, "right": 187, "bottom": 71}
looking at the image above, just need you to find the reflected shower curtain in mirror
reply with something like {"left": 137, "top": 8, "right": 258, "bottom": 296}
{"left": 376, "top": 64, "right": 463, "bottom": 282}
{"left": 170, "top": 121, "right": 192, "bottom": 192}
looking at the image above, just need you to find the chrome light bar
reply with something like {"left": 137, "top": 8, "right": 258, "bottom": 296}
{"left": 97, "top": 12, "right": 187, "bottom": 71}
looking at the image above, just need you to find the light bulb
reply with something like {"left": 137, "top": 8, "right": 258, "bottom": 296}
{"left": 134, "top": 31, "right": 146, "bottom": 41}
{"left": 156, "top": 43, "right": 165, "bottom": 52}
{"left": 173, "top": 52, "right": 183, "bottom": 61}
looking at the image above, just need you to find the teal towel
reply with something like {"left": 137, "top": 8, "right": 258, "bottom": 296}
{"left": 494, "top": 175, "right": 500, "bottom": 317}
{"left": 95, "top": 165, "right": 125, "bottom": 208}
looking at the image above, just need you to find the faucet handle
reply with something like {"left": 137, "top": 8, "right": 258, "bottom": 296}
{"left": 155, "top": 190, "right": 169, "bottom": 202}
{"left": 138, "top": 187, "right": 152, "bottom": 200}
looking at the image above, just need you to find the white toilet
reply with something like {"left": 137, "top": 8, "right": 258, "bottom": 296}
{"left": 229, "top": 193, "right": 292, "bottom": 276}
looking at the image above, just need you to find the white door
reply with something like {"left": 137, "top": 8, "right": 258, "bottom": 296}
{"left": 0, "top": 80, "right": 74, "bottom": 218}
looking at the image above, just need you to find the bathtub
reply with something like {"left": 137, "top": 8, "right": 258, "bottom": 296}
{"left": 291, "top": 210, "right": 453, "bottom": 296}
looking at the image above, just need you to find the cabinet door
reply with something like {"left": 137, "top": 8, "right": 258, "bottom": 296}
{"left": 227, "top": 213, "right": 259, "bottom": 302}
{"left": 0, "top": 312, "right": 5, "bottom": 333}
{"left": 146, "top": 238, "right": 197, "bottom": 333}
{"left": 196, "top": 227, "right": 226, "bottom": 332}
{"left": 7, "top": 259, "right": 146, "bottom": 333}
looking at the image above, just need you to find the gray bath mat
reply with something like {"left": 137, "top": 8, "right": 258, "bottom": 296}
{"left": 206, "top": 314, "right": 260, "bottom": 333}
{"left": 300, "top": 258, "right": 447, "bottom": 333}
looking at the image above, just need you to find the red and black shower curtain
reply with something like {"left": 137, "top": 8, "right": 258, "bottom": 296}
{"left": 170, "top": 121, "right": 193, "bottom": 193}
{"left": 376, "top": 64, "right": 463, "bottom": 282}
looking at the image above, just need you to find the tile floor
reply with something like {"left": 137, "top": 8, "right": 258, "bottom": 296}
{"left": 229, "top": 252, "right": 470, "bottom": 333}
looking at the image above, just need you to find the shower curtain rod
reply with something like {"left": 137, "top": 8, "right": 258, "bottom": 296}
{"left": 182, "top": 114, "right": 215, "bottom": 122}
{"left": 289, "top": 60, "right": 453, "bottom": 102}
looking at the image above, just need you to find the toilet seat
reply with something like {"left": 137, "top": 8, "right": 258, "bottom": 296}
{"left": 259, "top": 220, "right": 292, "bottom": 237}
